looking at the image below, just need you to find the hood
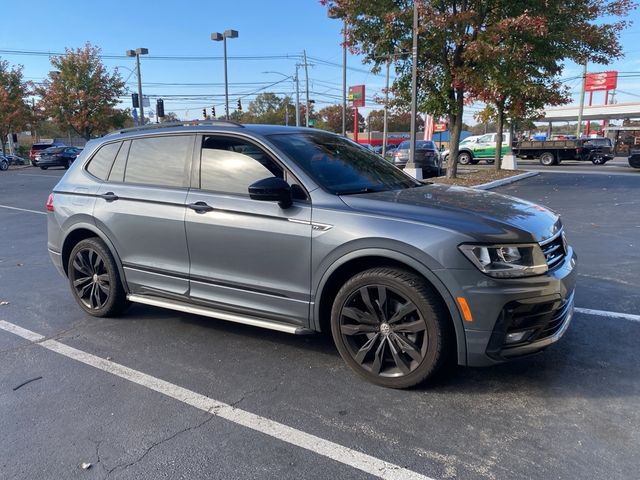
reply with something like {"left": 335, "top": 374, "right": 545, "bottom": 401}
{"left": 340, "top": 183, "right": 561, "bottom": 243}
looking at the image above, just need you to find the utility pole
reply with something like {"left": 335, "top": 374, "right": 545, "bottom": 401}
{"left": 407, "top": 0, "right": 420, "bottom": 178}
{"left": 304, "top": 50, "right": 310, "bottom": 127}
{"left": 126, "top": 48, "right": 149, "bottom": 125}
{"left": 342, "top": 19, "right": 347, "bottom": 136}
{"left": 576, "top": 61, "right": 587, "bottom": 138}
{"left": 295, "top": 64, "right": 301, "bottom": 127}
{"left": 382, "top": 59, "right": 391, "bottom": 157}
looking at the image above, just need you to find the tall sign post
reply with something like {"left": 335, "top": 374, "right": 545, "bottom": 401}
{"left": 584, "top": 71, "right": 618, "bottom": 136}
{"left": 348, "top": 85, "right": 365, "bottom": 142}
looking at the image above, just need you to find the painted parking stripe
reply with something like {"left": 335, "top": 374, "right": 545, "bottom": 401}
{"left": 0, "top": 204, "right": 46, "bottom": 215}
{"left": 0, "top": 320, "right": 433, "bottom": 480}
{"left": 575, "top": 307, "right": 640, "bottom": 323}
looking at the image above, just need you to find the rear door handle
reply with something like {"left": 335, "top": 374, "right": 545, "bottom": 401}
{"left": 188, "top": 201, "right": 214, "bottom": 213}
{"left": 99, "top": 192, "right": 119, "bottom": 202}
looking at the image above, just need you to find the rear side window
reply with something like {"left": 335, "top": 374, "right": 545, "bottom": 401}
{"left": 125, "top": 135, "right": 192, "bottom": 187}
{"left": 108, "top": 141, "right": 131, "bottom": 182}
{"left": 86, "top": 142, "right": 121, "bottom": 180}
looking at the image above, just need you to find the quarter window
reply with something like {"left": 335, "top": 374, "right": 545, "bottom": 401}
{"left": 199, "top": 136, "right": 283, "bottom": 195}
{"left": 108, "top": 141, "right": 130, "bottom": 182}
{"left": 125, "top": 135, "right": 192, "bottom": 187}
{"left": 86, "top": 142, "right": 121, "bottom": 180}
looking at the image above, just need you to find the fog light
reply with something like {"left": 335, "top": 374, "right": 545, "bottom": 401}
{"left": 505, "top": 330, "right": 532, "bottom": 344}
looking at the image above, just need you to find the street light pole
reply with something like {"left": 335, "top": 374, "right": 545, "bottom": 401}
{"left": 126, "top": 48, "right": 148, "bottom": 125}
{"left": 407, "top": 1, "right": 421, "bottom": 179}
{"left": 382, "top": 59, "right": 390, "bottom": 157}
{"left": 295, "top": 64, "right": 301, "bottom": 127}
{"left": 212, "top": 30, "right": 239, "bottom": 120}
{"left": 342, "top": 19, "right": 347, "bottom": 137}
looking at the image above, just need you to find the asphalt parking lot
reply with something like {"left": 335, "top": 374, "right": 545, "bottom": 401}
{"left": 1, "top": 166, "right": 639, "bottom": 480}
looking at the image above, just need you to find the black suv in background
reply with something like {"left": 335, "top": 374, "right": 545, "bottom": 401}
{"left": 36, "top": 147, "right": 83, "bottom": 170}
{"left": 629, "top": 150, "right": 640, "bottom": 168}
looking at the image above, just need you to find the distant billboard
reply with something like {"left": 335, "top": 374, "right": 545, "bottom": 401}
{"left": 585, "top": 71, "right": 618, "bottom": 92}
{"left": 348, "top": 85, "right": 366, "bottom": 107}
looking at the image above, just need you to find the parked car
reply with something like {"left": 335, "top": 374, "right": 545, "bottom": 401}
{"left": 4, "top": 154, "right": 28, "bottom": 166}
{"left": 629, "top": 149, "right": 640, "bottom": 168}
{"left": 36, "top": 146, "right": 83, "bottom": 169}
{"left": 391, "top": 140, "right": 442, "bottom": 177}
{"left": 30, "top": 141, "right": 66, "bottom": 164}
{"left": 47, "top": 122, "right": 576, "bottom": 389}
{"left": 0, "top": 155, "right": 8, "bottom": 171}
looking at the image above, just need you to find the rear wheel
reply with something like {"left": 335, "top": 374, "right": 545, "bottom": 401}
{"left": 485, "top": 158, "right": 495, "bottom": 165}
{"left": 64, "top": 158, "right": 73, "bottom": 169}
{"left": 68, "top": 238, "right": 129, "bottom": 317}
{"left": 0, "top": 160, "right": 8, "bottom": 171}
{"left": 591, "top": 155, "right": 606, "bottom": 165}
{"left": 40, "top": 166, "right": 48, "bottom": 170}
{"left": 539, "top": 152, "right": 556, "bottom": 166}
{"left": 331, "top": 268, "right": 452, "bottom": 389}
{"left": 458, "top": 152, "right": 473, "bottom": 165}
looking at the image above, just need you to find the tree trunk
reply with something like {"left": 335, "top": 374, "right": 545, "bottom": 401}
{"left": 446, "top": 88, "right": 465, "bottom": 179}
{"left": 494, "top": 101, "right": 505, "bottom": 171}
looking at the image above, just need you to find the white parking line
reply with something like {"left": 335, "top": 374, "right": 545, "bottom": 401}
{"left": 0, "top": 204, "right": 46, "bottom": 215}
{"left": 575, "top": 307, "right": 640, "bottom": 323}
{"left": 0, "top": 319, "right": 433, "bottom": 480}
{"left": 17, "top": 173, "right": 62, "bottom": 178}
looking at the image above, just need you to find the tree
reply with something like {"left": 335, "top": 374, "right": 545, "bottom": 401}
{"left": 366, "top": 109, "right": 424, "bottom": 132}
{"left": 317, "top": 104, "right": 364, "bottom": 133}
{"left": 36, "top": 43, "right": 127, "bottom": 140}
{"left": 162, "top": 112, "right": 180, "bottom": 123}
{"left": 322, "top": 0, "right": 633, "bottom": 177}
{"left": 0, "top": 59, "right": 31, "bottom": 154}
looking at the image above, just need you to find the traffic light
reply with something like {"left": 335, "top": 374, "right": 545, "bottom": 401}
{"left": 237, "top": 99, "right": 242, "bottom": 112}
{"left": 202, "top": 108, "right": 207, "bottom": 119}
{"left": 156, "top": 99, "right": 165, "bottom": 118}
{"left": 212, "top": 106, "right": 216, "bottom": 118}
{"left": 131, "top": 93, "right": 139, "bottom": 108}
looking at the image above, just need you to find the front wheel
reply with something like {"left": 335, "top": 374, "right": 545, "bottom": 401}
{"left": 539, "top": 152, "right": 556, "bottom": 166}
{"left": 591, "top": 155, "right": 606, "bottom": 165}
{"left": 64, "top": 158, "right": 73, "bottom": 169}
{"left": 331, "top": 268, "right": 452, "bottom": 389}
{"left": 40, "top": 166, "right": 48, "bottom": 170}
{"left": 458, "top": 152, "right": 472, "bottom": 165}
{"left": 0, "top": 160, "right": 8, "bottom": 171}
{"left": 68, "top": 237, "right": 130, "bottom": 317}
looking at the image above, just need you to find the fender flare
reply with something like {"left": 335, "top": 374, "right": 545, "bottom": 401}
{"left": 313, "top": 248, "right": 467, "bottom": 365}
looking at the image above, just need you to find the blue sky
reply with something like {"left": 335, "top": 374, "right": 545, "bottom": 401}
{"left": 1, "top": 0, "right": 639, "bottom": 124}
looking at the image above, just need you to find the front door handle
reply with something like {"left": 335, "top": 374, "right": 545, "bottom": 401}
{"left": 99, "top": 192, "right": 119, "bottom": 202}
{"left": 188, "top": 201, "right": 214, "bottom": 213}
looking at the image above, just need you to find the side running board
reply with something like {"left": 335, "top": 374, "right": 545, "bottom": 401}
{"left": 127, "top": 294, "right": 314, "bottom": 335}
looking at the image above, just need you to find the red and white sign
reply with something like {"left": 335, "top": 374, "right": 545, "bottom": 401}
{"left": 433, "top": 122, "right": 448, "bottom": 133}
{"left": 585, "top": 71, "right": 618, "bottom": 92}
{"left": 348, "top": 85, "right": 366, "bottom": 107}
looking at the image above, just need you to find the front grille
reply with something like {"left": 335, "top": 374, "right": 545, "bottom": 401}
{"left": 540, "top": 231, "right": 566, "bottom": 269}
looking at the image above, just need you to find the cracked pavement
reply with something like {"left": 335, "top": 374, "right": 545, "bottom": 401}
{"left": 1, "top": 168, "right": 639, "bottom": 479}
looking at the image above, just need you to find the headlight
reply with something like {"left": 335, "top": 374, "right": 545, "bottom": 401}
{"left": 458, "top": 244, "right": 548, "bottom": 278}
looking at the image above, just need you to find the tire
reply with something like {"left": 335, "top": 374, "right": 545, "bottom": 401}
{"left": 539, "top": 152, "right": 556, "bottom": 166}
{"left": 64, "top": 158, "right": 73, "bottom": 169}
{"left": 485, "top": 158, "right": 495, "bottom": 165}
{"left": 330, "top": 267, "right": 453, "bottom": 389}
{"left": 591, "top": 155, "right": 606, "bottom": 165}
{"left": 68, "top": 237, "right": 130, "bottom": 317}
{"left": 40, "top": 166, "right": 48, "bottom": 170}
{"left": 0, "top": 160, "right": 8, "bottom": 171}
{"left": 458, "top": 152, "right": 473, "bottom": 165}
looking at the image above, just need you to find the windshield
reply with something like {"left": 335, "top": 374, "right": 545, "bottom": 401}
{"left": 44, "top": 147, "right": 65, "bottom": 153}
{"left": 267, "top": 132, "right": 421, "bottom": 195}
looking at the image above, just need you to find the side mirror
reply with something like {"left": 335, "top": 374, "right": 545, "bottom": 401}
{"left": 248, "top": 177, "right": 293, "bottom": 209}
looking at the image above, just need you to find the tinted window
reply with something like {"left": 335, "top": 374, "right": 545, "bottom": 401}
{"left": 125, "top": 135, "right": 192, "bottom": 187}
{"left": 199, "top": 136, "right": 283, "bottom": 195}
{"left": 108, "top": 141, "right": 130, "bottom": 182}
{"left": 416, "top": 141, "right": 436, "bottom": 150}
{"left": 398, "top": 141, "right": 409, "bottom": 149}
{"left": 86, "top": 142, "right": 121, "bottom": 180}
{"left": 267, "top": 132, "right": 420, "bottom": 195}
{"left": 44, "top": 147, "right": 65, "bottom": 154}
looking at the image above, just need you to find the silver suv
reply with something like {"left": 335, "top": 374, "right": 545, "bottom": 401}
{"left": 47, "top": 122, "right": 577, "bottom": 388}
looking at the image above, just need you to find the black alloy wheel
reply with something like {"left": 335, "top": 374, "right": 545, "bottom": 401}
{"left": 331, "top": 268, "right": 452, "bottom": 388}
{"left": 68, "top": 238, "right": 129, "bottom": 317}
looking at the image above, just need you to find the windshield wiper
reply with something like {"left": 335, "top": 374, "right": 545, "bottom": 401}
{"left": 335, "top": 187, "right": 380, "bottom": 196}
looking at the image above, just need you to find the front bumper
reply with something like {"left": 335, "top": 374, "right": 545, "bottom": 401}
{"left": 447, "top": 246, "right": 577, "bottom": 367}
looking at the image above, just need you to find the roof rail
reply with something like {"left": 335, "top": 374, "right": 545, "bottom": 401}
{"left": 106, "top": 119, "right": 244, "bottom": 136}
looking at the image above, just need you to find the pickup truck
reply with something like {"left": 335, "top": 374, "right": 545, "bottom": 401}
{"left": 513, "top": 137, "right": 614, "bottom": 166}
{"left": 442, "top": 133, "right": 510, "bottom": 165}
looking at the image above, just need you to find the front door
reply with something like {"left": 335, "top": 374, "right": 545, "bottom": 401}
{"left": 184, "top": 134, "right": 312, "bottom": 326}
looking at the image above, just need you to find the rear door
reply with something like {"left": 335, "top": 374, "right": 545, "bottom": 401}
{"left": 92, "top": 134, "right": 195, "bottom": 297}
{"left": 184, "top": 134, "right": 312, "bottom": 325}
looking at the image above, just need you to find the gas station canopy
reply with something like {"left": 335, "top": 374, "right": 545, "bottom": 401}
{"left": 540, "top": 102, "right": 640, "bottom": 122}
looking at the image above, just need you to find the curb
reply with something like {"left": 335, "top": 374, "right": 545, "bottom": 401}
{"left": 473, "top": 171, "right": 538, "bottom": 190}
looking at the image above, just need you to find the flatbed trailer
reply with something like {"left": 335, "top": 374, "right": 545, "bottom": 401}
{"left": 513, "top": 138, "right": 614, "bottom": 166}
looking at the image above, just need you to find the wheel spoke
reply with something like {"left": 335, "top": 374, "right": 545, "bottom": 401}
{"left": 97, "top": 282, "right": 110, "bottom": 295}
{"left": 97, "top": 274, "right": 110, "bottom": 283}
{"left": 340, "top": 324, "right": 379, "bottom": 335}
{"left": 375, "top": 286, "right": 387, "bottom": 321}
{"left": 370, "top": 337, "right": 387, "bottom": 375}
{"left": 388, "top": 301, "right": 418, "bottom": 324}
{"left": 73, "top": 255, "right": 91, "bottom": 276}
{"left": 354, "top": 333, "right": 380, "bottom": 364}
{"left": 387, "top": 336, "right": 411, "bottom": 374}
{"left": 73, "top": 276, "right": 92, "bottom": 289}
{"left": 342, "top": 307, "right": 377, "bottom": 325}
{"left": 391, "top": 333, "right": 423, "bottom": 363}
{"left": 392, "top": 319, "right": 426, "bottom": 334}
{"left": 359, "top": 287, "right": 377, "bottom": 318}
{"left": 78, "top": 281, "right": 93, "bottom": 298}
